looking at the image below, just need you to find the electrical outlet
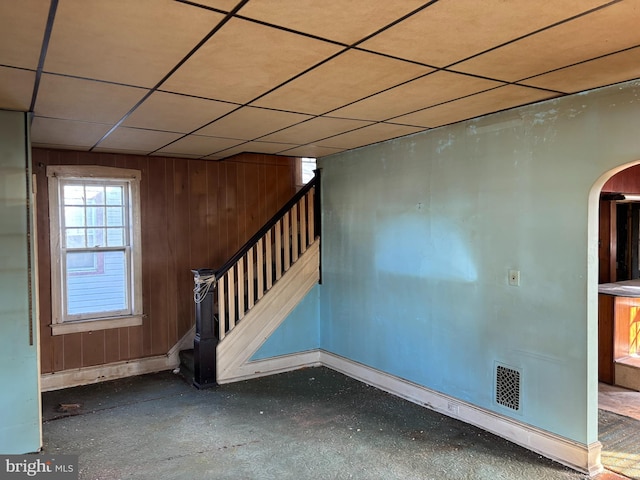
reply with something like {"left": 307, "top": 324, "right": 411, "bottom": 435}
{"left": 508, "top": 269, "right": 520, "bottom": 286}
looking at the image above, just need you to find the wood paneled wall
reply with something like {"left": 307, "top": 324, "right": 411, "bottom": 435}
{"left": 33, "top": 149, "right": 298, "bottom": 374}
{"left": 602, "top": 164, "right": 640, "bottom": 193}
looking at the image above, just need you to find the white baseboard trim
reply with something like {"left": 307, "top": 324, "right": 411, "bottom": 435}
{"left": 216, "top": 350, "right": 322, "bottom": 384}
{"left": 319, "top": 351, "right": 603, "bottom": 476}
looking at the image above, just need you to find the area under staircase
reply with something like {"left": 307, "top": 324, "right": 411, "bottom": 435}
{"left": 180, "top": 175, "right": 320, "bottom": 387}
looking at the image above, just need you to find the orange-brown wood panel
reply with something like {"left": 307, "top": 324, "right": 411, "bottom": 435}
{"left": 81, "top": 331, "right": 106, "bottom": 367}
{"left": 147, "top": 158, "right": 170, "bottom": 355}
{"left": 236, "top": 160, "right": 247, "bottom": 253}
{"left": 226, "top": 160, "right": 240, "bottom": 256}
{"left": 164, "top": 159, "right": 178, "bottom": 347}
{"left": 602, "top": 164, "right": 640, "bottom": 194}
{"left": 264, "top": 156, "right": 279, "bottom": 227}
{"left": 62, "top": 333, "right": 82, "bottom": 370}
{"left": 173, "top": 159, "right": 193, "bottom": 339}
{"left": 207, "top": 162, "right": 221, "bottom": 266}
{"left": 104, "top": 328, "right": 121, "bottom": 364}
{"left": 35, "top": 148, "right": 299, "bottom": 376}
{"left": 128, "top": 325, "right": 144, "bottom": 360}
{"left": 244, "top": 159, "right": 261, "bottom": 237}
{"left": 257, "top": 157, "right": 268, "bottom": 226}
{"left": 188, "top": 160, "right": 209, "bottom": 269}
{"left": 119, "top": 327, "right": 130, "bottom": 361}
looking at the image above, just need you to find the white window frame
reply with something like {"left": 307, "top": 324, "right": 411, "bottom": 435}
{"left": 47, "top": 165, "right": 143, "bottom": 335}
{"left": 295, "top": 157, "right": 316, "bottom": 191}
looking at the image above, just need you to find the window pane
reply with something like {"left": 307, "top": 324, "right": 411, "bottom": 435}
{"left": 65, "top": 228, "right": 86, "bottom": 248}
{"left": 106, "top": 186, "right": 124, "bottom": 206}
{"left": 63, "top": 185, "right": 85, "bottom": 206}
{"left": 66, "top": 251, "right": 128, "bottom": 315}
{"left": 106, "top": 227, "right": 124, "bottom": 246}
{"left": 86, "top": 228, "right": 105, "bottom": 247}
{"left": 67, "top": 252, "right": 96, "bottom": 272}
{"left": 106, "top": 206, "right": 124, "bottom": 227}
{"left": 64, "top": 206, "right": 85, "bottom": 227}
{"left": 86, "top": 185, "right": 104, "bottom": 205}
{"left": 86, "top": 206, "right": 105, "bottom": 227}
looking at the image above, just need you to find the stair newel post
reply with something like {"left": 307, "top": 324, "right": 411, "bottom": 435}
{"left": 192, "top": 268, "right": 218, "bottom": 389}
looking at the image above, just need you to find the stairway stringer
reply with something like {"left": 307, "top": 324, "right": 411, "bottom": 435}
{"left": 216, "top": 240, "right": 320, "bottom": 383}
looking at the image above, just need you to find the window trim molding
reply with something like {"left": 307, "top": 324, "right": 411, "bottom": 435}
{"left": 47, "top": 165, "right": 143, "bottom": 335}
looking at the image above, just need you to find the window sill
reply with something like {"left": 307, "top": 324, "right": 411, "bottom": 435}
{"left": 50, "top": 315, "right": 143, "bottom": 336}
{"left": 615, "top": 355, "right": 640, "bottom": 369}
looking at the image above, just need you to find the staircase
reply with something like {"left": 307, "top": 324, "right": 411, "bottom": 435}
{"left": 181, "top": 176, "right": 320, "bottom": 388}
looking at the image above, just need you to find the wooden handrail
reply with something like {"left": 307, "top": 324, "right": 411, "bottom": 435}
{"left": 190, "top": 172, "right": 320, "bottom": 388}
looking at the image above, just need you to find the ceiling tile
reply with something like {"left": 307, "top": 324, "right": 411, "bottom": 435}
{"left": 454, "top": 1, "right": 640, "bottom": 82}
{"left": 0, "top": 0, "right": 49, "bottom": 69}
{"left": 360, "top": 0, "right": 611, "bottom": 67}
{"left": 196, "top": 107, "right": 312, "bottom": 139}
{"left": 259, "top": 117, "right": 374, "bottom": 144}
{"left": 35, "top": 74, "right": 148, "bottom": 124}
{"left": 156, "top": 134, "right": 245, "bottom": 157}
{"left": 238, "top": 0, "right": 427, "bottom": 45}
{"left": 330, "top": 71, "right": 502, "bottom": 121}
{"left": 204, "top": 141, "right": 299, "bottom": 159}
{"left": 317, "top": 123, "right": 425, "bottom": 149}
{"left": 95, "top": 127, "right": 183, "bottom": 153}
{"left": 252, "top": 50, "right": 431, "bottom": 114}
{"left": 187, "top": 0, "right": 241, "bottom": 11}
{"left": 0, "top": 67, "right": 35, "bottom": 111}
{"left": 522, "top": 47, "right": 640, "bottom": 93}
{"left": 278, "top": 144, "right": 345, "bottom": 158}
{"left": 162, "top": 18, "right": 341, "bottom": 104}
{"left": 149, "top": 152, "right": 203, "bottom": 159}
{"left": 122, "top": 91, "right": 238, "bottom": 133}
{"left": 392, "top": 86, "right": 558, "bottom": 128}
{"left": 31, "top": 117, "right": 111, "bottom": 148}
{"left": 44, "top": 0, "right": 225, "bottom": 88}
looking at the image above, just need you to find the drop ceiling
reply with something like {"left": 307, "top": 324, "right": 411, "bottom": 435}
{"left": 1, "top": 0, "right": 639, "bottom": 160}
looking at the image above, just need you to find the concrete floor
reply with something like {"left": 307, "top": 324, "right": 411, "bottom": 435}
{"left": 41, "top": 367, "right": 627, "bottom": 480}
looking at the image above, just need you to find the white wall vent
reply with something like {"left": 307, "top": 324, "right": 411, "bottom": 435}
{"left": 495, "top": 364, "right": 521, "bottom": 411}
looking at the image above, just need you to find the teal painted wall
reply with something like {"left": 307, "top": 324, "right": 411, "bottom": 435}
{"left": 251, "top": 284, "right": 320, "bottom": 361}
{"left": 319, "top": 79, "right": 640, "bottom": 446}
{"left": 0, "top": 110, "right": 41, "bottom": 453}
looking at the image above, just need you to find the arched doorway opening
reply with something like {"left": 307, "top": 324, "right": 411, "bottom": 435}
{"left": 596, "top": 162, "right": 640, "bottom": 391}
{"left": 591, "top": 161, "right": 640, "bottom": 476}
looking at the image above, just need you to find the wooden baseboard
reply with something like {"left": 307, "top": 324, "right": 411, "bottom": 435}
{"left": 319, "top": 351, "right": 603, "bottom": 476}
{"left": 40, "top": 326, "right": 195, "bottom": 392}
{"left": 40, "top": 355, "right": 180, "bottom": 392}
{"left": 216, "top": 350, "right": 322, "bottom": 384}
{"left": 217, "top": 241, "right": 320, "bottom": 382}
